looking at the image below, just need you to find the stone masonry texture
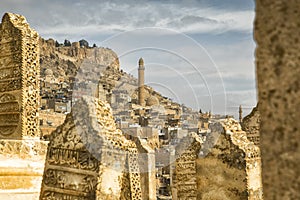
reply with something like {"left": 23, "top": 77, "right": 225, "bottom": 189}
{"left": 255, "top": 1, "right": 300, "bottom": 199}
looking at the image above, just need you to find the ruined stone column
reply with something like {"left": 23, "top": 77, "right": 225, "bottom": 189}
{"left": 40, "top": 96, "right": 143, "bottom": 200}
{"left": 255, "top": 1, "right": 300, "bottom": 199}
{"left": 135, "top": 138, "right": 156, "bottom": 200}
{"left": 0, "top": 13, "right": 48, "bottom": 199}
{"left": 173, "top": 133, "right": 202, "bottom": 200}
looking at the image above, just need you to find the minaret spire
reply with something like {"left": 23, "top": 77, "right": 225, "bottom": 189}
{"left": 239, "top": 105, "right": 243, "bottom": 123}
{"left": 138, "top": 58, "right": 145, "bottom": 106}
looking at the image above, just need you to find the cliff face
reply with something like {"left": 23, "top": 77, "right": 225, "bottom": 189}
{"left": 39, "top": 38, "right": 120, "bottom": 82}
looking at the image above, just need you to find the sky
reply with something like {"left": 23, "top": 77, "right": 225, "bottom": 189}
{"left": 0, "top": 0, "right": 257, "bottom": 119}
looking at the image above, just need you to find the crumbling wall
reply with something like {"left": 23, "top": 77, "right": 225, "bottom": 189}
{"left": 221, "top": 119, "right": 263, "bottom": 200}
{"left": 40, "top": 96, "right": 143, "bottom": 200}
{"left": 0, "top": 12, "right": 48, "bottom": 200}
{"left": 172, "top": 132, "right": 202, "bottom": 200}
{"left": 196, "top": 122, "right": 248, "bottom": 200}
{"left": 91, "top": 99, "right": 142, "bottom": 200}
{"left": 242, "top": 105, "right": 260, "bottom": 145}
{"left": 173, "top": 119, "right": 262, "bottom": 200}
{"left": 255, "top": 1, "right": 300, "bottom": 199}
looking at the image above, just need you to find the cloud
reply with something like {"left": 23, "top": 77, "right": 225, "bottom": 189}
{"left": 0, "top": 0, "right": 254, "bottom": 38}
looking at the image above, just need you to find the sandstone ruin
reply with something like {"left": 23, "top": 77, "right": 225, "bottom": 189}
{"left": 40, "top": 96, "right": 158, "bottom": 200}
{"left": 172, "top": 133, "right": 202, "bottom": 200}
{"left": 0, "top": 13, "right": 48, "bottom": 199}
{"left": 172, "top": 118, "right": 263, "bottom": 200}
{"left": 242, "top": 105, "right": 260, "bottom": 146}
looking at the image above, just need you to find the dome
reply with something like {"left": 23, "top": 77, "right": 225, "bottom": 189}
{"left": 138, "top": 58, "right": 144, "bottom": 66}
{"left": 146, "top": 96, "right": 159, "bottom": 106}
{"left": 44, "top": 69, "right": 53, "bottom": 76}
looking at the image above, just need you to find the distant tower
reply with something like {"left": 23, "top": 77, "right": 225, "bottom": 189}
{"left": 138, "top": 58, "right": 145, "bottom": 106}
{"left": 239, "top": 105, "right": 243, "bottom": 123}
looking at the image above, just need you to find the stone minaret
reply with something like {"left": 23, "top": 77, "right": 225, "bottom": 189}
{"left": 239, "top": 105, "right": 243, "bottom": 123}
{"left": 138, "top": 58, "right": 145, "bottom": 106}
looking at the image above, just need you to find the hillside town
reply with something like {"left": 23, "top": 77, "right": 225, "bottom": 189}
{"left": 2, "top": 6, "right": 298, "bottom": 200}
{"left": 36, "top": 36, "right": 255, "bottom": 200}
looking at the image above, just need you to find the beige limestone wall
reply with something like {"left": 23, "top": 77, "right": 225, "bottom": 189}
{"left": 255, "top": 1, "right": 300, "bottom": 199}
{"left": 196, "top": 122, "right": 248, "bottom": 200}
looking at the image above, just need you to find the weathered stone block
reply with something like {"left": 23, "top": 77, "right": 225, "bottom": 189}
{"left": 0, "top": 12, "right": 47, "bottom": 200}
{"left": 255, "top": 1, "right": 300, "bottom": 199}
{"left": 40, "top": 96, "right": 144, "bottom": 200}
{"left": 0, "top": 13, "right": 40, "bottom": 139}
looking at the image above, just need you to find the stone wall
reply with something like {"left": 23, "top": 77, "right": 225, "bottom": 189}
{"left": 40, "top": 96, "right": 144, "bottom": 200}
{"left": 0, "top": 13, "right": 48, "bottom": 199}
{"left": 173, "top": 118, "right": 263, "bottom": 200}
{"left": 221, "top": 119, "right": 262, "bottom": 200}
{"left": 242, "top": 105, "right": 260, "bottom": 145}
{"left": 172, "top": 132, "right": 202, "bottom": 200}
{"left": 196, "top": 122, "right": 248, "bottom": 200}
{"left": 255, "top": 1, "right": 300, "bottom": 199}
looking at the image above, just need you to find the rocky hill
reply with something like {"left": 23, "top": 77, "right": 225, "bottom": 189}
{"left": 39, "top": 38, "right": 186, "bottom": 128}
{"left": 39, "top": 38, "right": 182, "bottom": 109}
{"left": 39, "top": 38, "right": 120, "bottom": 83}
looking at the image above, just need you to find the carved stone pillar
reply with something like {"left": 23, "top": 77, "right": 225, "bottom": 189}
{"left": 0, "top": 13, "right": 48, "bottom": 199}
{"left": 40, "top": 96, "right": 143, "bottom": 200}
{"left": 173, "top": 133, "right": 202, "bottom": 200}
